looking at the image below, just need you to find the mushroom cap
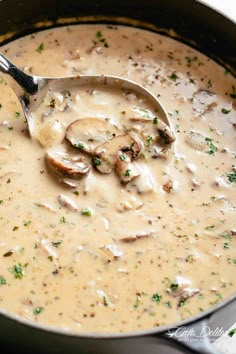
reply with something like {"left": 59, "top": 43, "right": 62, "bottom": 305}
{"left": 94, "top": 134, "right": 143, "bottom": 174}
{"left": 66, "top": 117, "right": 118, "bottom": 154}
{"left": 45, "top": 149, "right": 91, "bottom": 179}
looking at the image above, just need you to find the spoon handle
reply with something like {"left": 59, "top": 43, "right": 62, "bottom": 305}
{"left": 0, "top": 53, "right": 38, "bottom": 95}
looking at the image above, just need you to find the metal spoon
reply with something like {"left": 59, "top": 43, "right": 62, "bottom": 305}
{"left": 0, "top": 53, "right": 175, "bottom": 142}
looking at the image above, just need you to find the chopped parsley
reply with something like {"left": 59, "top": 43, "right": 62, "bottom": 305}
{"left": 152, "top": 117, "right": 158, "bottom": 124}
{"left": 81, "top": 208, "right": 92, "bottom": 216}
{"left": 33, "top": 307, "right": 44, "bottom": 315}
{"left": 93, "top": 157, "right": 102, "bottom": 166}
{"left": 169, "top": 283, "right": 179, "bottom": 292}
{"left": 0, "top": 200, "right": 3, "bottom": 205}
{"left": 205, "top": 138, "right": 218, "bottom": 155}
{"left": 223, "top": 242, "right": 230, "bottom": 250}
{"left": 124, "top": 169, "right": 131, "bottom": 177}
{"left": 178, "top": 298, "right": 186, "bottom": 307}
{"left": 221, "top": 108, "right": 231, "bottom": 114}
{"left": 133, "top": 296, "right": 141, "bottom": 309}
{"left": 76, "top": 142, "right": 84, "bottom": 150}
{"left": 230, "top": 85, "right": 236, "bottom": 99}
{"left": 226, "top": 171, "right": 236, "bottom": 183}
{"left": 24, "top": 220, "right": 31, "bottom": 227}
{"left": 36, "top": 43, "right": 44, "bottom": 53}
{"left": 145, "top": 135, "right": 154, "bottom": 147}
{"left": 152, "top": 293, "right": 162, "bottom": 303}
{"left": 94, "top": 31, "right": 109, "bottom": 48}
{"left": 103, "top": 296, "right": 108, "bottom": 307}
{"left": 119, "top": 154, "right": 126, "bottom": 161}
{"left": 170, "top": 73, "right": 178, "bottom": 81}
{"left": 13, "top": 264, "right": 24, "bottom": 279}
{"left": 60, "top": 216, "right": 66, "bottom": 224}
{"left": 228, "top": 328, "right": 236, "bottom": 337}
{"left": 0, "top": 276, "right": 6, "bottom": 285}
{"left": 14, "top": 111, "right": 20, "bottom": 118}
{"left": 52, "top": 240, "right": 62, "bottom": 248}
{"left": 205, "top": 225, "right": 215, "bottom": 230}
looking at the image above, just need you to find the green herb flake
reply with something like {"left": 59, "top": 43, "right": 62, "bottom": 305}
{"left": 205, "top": 138, "right": 218, "bottom": 155}
{"left": 220, "top": 233, "right": 232, "bottom": 241}
{"left": 223, "top": 242, "right": 230, "bottom": 250}
{"left": 124, "top": 169, "right": 131, "bottom": 177}
{"left": 103, "top": 296, "right": 108, "bottom": 307}
{"left": 0, "top": 200, "right": 3, "bottom": 205}
{"left": 93, "top": 157, "right": 102, "bottom": 166}
{"left": 0, "top": 276, "right": 6, "bottom": 285}
{"left": 24, "top": 220, "right": 31, "bottom": 227}
{"left": 119, "top": 154, "right": 126, "bottom": 161}
{"left": 170, "top": 73, "right": 178, "bottom": 81}
{"left": 34, "top": 307, "right": 44, "bottom": 315}
{"left": 81, "top": 208, "right": 92, "bottom": 216}
{"left": 178, "top": 298, "right": 186, "bottom": 307}
{"left": 152, "top": 293, "right": 162, "bottom": 303}
{"left": 36, "top": 43, "right": 44, "bottom": 53}
{"left": 170, "top": 283, "right": 179, "bottom": 291}
{"left": 133, "top": 296, "right": 141, "bottom": 309}
{"left": 60, "top": 216, "right": 66, "bottom": 224}
{"left": 52, "top": 240, "right": 62, "bottom": 248}
{"left": 76, "top": 142, "right": 84, "bottom": 150}
{"left": 145, "top": 135, "right": 154, "bottom": 147}
{"left": 14, "top": 111, "right": 20, "bottom": 118}
{"left": 48, "top": 256, "right": 53, "bottom": 262}
{"left": 221, "top": 108, "right": 231, "bottom": 114}
{"left": 152, "top": 117, "right": 158, "bottom": 124}
{"left": 96, "top": 31, "right": 102, "bottom": 38}
{"left": 13, "top": 263, "right": 24, "bottom": 279}
{"left": 228, "top": 328, "right": 236, "bottom": 337}
{"left": 210, "top": 196, "right": 216, "bottom": 201}
{"left": 205, "top": 225, "right": 215, "bottom": 231}
{"left": 230, "top": 86, "right": 236, "bottom": 99}
{"left": 226, "top": 172, "right": 236, "bottom": 183}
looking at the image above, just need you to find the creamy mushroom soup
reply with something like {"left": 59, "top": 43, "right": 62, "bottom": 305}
{"left": 0, "top": 24, "right": 235, "bottom": 333}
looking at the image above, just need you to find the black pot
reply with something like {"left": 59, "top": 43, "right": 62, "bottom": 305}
{"left": 0, "top": 1, "right": 235, "bottom": 353}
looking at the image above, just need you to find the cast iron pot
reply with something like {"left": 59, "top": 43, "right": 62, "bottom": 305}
{"left": 0, "top": 1, "right": 235, "bottom": 353}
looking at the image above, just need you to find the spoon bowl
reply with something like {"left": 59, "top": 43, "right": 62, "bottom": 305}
{"left": 0, "top": 53, "right": 175, "bottom": 142}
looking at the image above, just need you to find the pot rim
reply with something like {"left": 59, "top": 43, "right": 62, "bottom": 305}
{"left": 0, "top": 288, "right": 235, "bottom": 339}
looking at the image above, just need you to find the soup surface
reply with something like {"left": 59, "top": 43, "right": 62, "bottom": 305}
{"left": 0, "top": 24, "right": 235, "bottom": 333}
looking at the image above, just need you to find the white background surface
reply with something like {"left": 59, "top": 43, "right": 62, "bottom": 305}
{"left": 200, "top": 0, "right": 236, "bottom": 21}
{"left": 187, "top": 1, "right": 236, "bottom": 353}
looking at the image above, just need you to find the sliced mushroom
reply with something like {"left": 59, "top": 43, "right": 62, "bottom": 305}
{"left": 124, "top": 107, "right": 175, "bottom": 145}
{"left": 66, "top": 117, "right": 118, "bottom": 154}
{"left": 45, "top": 149, "right": 91, "bottom": 179}
{"left": 192, "top": 89, "right": 217, "bottom": 116}
{"left": 94, "top": 134, "right": 143, "bottom": 174}
{"left": 115, "top": 152, "right": 140, "bottom": 184}
{"left": 185, "top": 131, "right": 208, "bottom": 151}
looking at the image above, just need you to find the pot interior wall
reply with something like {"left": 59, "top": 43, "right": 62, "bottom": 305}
{"left": 0, "top": 0, "right": 235, "bottom": 74}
